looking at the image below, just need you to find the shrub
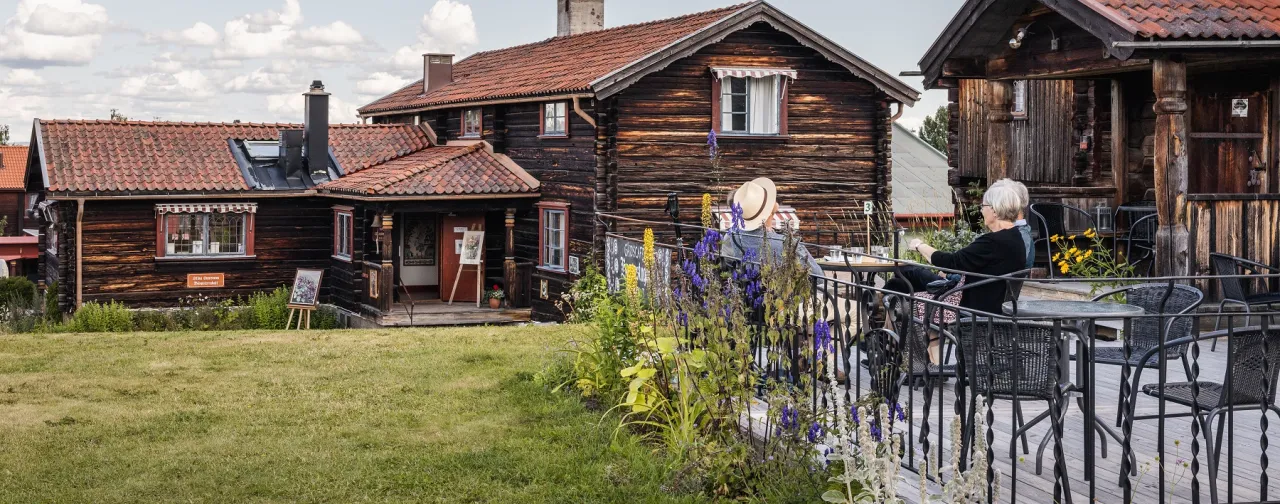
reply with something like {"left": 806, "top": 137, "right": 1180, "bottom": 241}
{"left": 246, "top": 286, "right": 291, "bottom": 329}
{"left": 0, "top": 277, "right": 36, "bottom": 309}
{"left": 68, "top": 301, "right": 134, "bottom": 333}
{"left": 44, "top": 281, "right": 60, "bottom": 323}
{"left": 559, "top": 263, "right": 610, "bottom": 323}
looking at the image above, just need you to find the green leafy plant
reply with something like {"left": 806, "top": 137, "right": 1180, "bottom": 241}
{"left": 247, "top": 286, "right": 292, "bottom": 329}
{"left": 558, "top": 263, "right": 609, "bottom": 323}
{"left": 903, "top": 217, "right": 979, "bottom": 263}
{"left": 68, "top": 301, "right": 134, "bottom": 333}
{"left": 485, "top": 284, "right": 505, "bottom": 301}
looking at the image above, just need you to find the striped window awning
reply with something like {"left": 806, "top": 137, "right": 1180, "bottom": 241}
{"left": 714, "top": 205, "right": 800, "bottom": 232}
{"left": 711, "top": 67, "right": 798, "bottom": 80}
{"left": 155, "top": 203, "right": 258, "bottom": 215}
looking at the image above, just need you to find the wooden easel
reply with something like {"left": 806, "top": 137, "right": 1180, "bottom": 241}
{"left": 287, "top": 305, "right": 314, "bottom": 330}
{"left": 447, "top": 260, "right": 483, "bottom": 307}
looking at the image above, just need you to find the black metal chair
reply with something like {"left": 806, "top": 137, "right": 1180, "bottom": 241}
{"left": 1118, "top": 213, "right": 1157, "bottom": 276}
{"left": 1114, "top": 199, "right": 1156, "bottom": 229}
{"left": 953, "top": 318, "right": 1075, "bottom": 471}
{"left": 1209, "top": 253, "right": 1280, "bottom": 351}
{"left": 1130, "top": 326, "right": 1280, "bottom": 502}
{"left": 862, "top": 327, "right": 905, "bottom": 406}
{"left": 1030, "top": 203, "right": 1098, "bottom": 278}
{"left": 1079, "top": 283, "right": 1204, "bottom": 426}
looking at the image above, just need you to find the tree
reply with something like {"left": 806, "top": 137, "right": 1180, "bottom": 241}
{"left": 916, "top": 106, "right": 949, "bottom": 153}
{"left": 109, "top": 109, "right": 129, "bottom": 122}
{"left": 0, "top": 125, "right": 9, "bottom": 146}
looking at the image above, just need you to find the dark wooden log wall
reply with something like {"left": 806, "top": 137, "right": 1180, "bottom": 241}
{"left": 58, "top": 198, "right": 332, "bottom": 309}
{"left": 609, "top": 24, "right": 893, "bottom": 247}
{"left": 956, "top": 79, "right": 1077, "bottom": 185}
{"left": 329, "top": 204, "right": 368, "bottom": 315}
{"left": 0, "top": 191, "right": 25, "bottom": 235}
{"left": 1189, "top": 195, "right": 1280, "bottom": 300}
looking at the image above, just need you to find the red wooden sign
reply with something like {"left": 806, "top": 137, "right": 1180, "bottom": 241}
{"left": 187, "top": 273, "right": 225, "bottom": 288}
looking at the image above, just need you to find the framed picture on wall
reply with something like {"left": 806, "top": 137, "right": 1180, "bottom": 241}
{"left": 403, "top": 218, "right": 437, "bottom": 266}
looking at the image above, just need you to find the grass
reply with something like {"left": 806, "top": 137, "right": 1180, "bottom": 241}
{"left": 0, "top": 325, "right": 699, "bottom": 503}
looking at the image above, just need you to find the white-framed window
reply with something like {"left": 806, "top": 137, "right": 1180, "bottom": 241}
{"left": 462, "top": 108, "right": 482, "bottom": 138}
{"left": 542, "top": 102, "right": 568, "bottom": 137}
{"left": 334, "top": 208, "right": 353, "bottom": 260}
{"left": 1012, "top": 80, "right": 1028, "bottom": 118}
{"left": 721, "top": 75, "right": 781, "bottom": 135}
{"left": 163, "top": 213, "right": 247, "bottom": 257}
{"left": 539, "top": 202, "right": 569, "bottom": 271}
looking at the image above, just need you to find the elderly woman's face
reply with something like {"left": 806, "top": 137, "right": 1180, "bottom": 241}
{"left": 981, "top": 203, "right": 997, "bottom": 230}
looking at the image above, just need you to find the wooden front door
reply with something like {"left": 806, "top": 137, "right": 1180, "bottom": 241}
{"left": 1189, "top": 74, "right": 1270, "bottom": 194}
{"left": 440, "top": 214, "right": 485, "bottom": 304}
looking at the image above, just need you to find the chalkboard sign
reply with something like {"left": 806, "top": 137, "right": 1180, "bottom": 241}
{"left": 606, "top": 236, "right": 672, "bottom": 293}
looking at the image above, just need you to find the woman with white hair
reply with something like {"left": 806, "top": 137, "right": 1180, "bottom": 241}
{"left": 907, "top": 180, "right": 1027, "bottom": 315}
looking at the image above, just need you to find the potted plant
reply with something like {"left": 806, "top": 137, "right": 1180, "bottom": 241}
{"left": 485, "top": 284, "right": 505, "bottom": 309}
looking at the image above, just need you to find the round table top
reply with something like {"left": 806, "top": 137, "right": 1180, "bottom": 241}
{"left": 817, "top": 259, "right": 899, "bottom": 272}
{"left": 1002, "top": 300, "right": 1145, "bottom": 319}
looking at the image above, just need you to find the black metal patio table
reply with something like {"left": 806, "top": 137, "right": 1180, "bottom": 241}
{"left": 1003, "top": 299, "right": 1144, "bottom": 481}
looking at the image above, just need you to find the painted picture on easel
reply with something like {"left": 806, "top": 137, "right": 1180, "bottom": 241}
{"left": 460, "top": 230, "right": 484, "bottom": 265}
{"left": 288, "top": 268, "right": 324, "bottom": 307}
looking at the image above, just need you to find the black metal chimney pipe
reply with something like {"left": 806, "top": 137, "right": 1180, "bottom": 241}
{"left": 303, "top": 80, "right": 330, "bottom": 178}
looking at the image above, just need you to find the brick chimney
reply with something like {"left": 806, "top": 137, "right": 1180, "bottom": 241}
{"left": 423, "top": 53, "right": 454, "bottom": 94}
{"left": 557, "top": 0, "right": 604, "bottom": 37}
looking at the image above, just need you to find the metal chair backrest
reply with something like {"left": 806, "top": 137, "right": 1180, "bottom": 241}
{"left": 1030, "top": 202, "right": 1097, "bottom": 240}
{"left": 1107, "top": 283, "right": 1203, "bottom": 359}
{"left": 954, "top": 318, "right": 1062, "bottom": 401}
{"left": 864, "top": 327, "right": 904, "bottom": 405}
{"left": 1129, "top": 213, "right": 1158, "bottom": 242}
{"left": 1210, "top": 253, "right": 1249, "bottom": 302}
{"left": 1220, "top": 326, "right": 1280, "bottom": 407}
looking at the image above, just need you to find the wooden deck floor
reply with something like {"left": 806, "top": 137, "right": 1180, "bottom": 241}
{"left": 888, "top": 335, "right": 1275, "bottom": 504}
{"left": 743, "top": 333, "right": 1280, "bottom": 503}
{"left": 349, "top": 302, "right": 531, "bottom": 327}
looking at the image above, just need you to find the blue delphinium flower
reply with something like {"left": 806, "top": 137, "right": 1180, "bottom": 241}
{"left": 730, "top": 203, "right": 746, "bottom": 231}
{"left": 851, "top": 405, "right": 860, "bottom": 425}
{"left": 891, "top": 402, "right": 906, "bottom": 422}
{"left": 807, "top": 421, "right": 825, "bottom": 443}
{"left": 870, "top": 420, "right": 883, "bottom": 442}
{"left": 707, "top": 129, "right": 719, "bottom": 159}
{"left": 814, "top": 320, "right": 832, "bottom": 361}
{"left": 780, "top": 404, "right": 798, "bottom": 431}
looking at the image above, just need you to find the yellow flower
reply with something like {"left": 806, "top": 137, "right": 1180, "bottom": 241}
{"left": 1084, "top": 228, "right": 1097, "bottom": 239}
{"left": 1052, "top": 253, "right": 1060, "bottom": 261}
{"left": 1060, "top": 264, "right": 1070, "bottom": 274}
{"left": 1068, "top": 235, "right": 1077, "bottom": 241}
{"left": 624, "top": 264, "right": 639, "bottom": 296}
{"left": 1076, "top": 255, "right": 1085, "bottom": 263}
{"left": 1051, "top": 234, "right": 1062, "bottom": 241}
{"left": 1084, "top": 249, "right": 1094, "bottom": 258}
{"left": 1069, "top": 247, "right": 1078, "bottom": 255}
{"left": 1058, "top": 261, "right": 1068, "bottom": 269}
{"left": 700, "top": 193, "right": 713, "bottom": 229}
{"left": 643, "top": 228, "right": 656, "bottom": 269}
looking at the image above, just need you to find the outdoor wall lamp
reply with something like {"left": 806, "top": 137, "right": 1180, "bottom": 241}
{"left": 1010, "top": 22, "right": 1059, "bottom": 51}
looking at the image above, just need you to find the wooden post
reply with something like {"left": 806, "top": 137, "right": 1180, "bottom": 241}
{"left": 503, "top": 208, "right": 516, "bottom": 305}
{"left": 380, "top": 213, "right": 395, "bottom": 310}
{"left": 1153, "top": 57, "right": 1190, "bottom": 278}
{"left": 1112, "top": 79, "right": 1128, "bottom": 207}
{"left": 75, "top": 199, "right": 84, "bottom": 310}
{"left": 986, "top": 80, "right": 1014, "bottom": 183}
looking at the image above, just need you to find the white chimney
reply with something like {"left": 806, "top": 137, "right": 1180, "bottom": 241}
{"left": 557, "top": 0, "right": 604, "bottom": 37}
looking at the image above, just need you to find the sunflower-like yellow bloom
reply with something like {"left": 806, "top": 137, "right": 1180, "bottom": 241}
{"left": 1068, "top": 235, "right": 1077, "bottom": 241}
{"left": 1051, "top": 234, "right": 1062, "bottom": 241}
{"left": 1076, "top": 255, "right": 1085, "bottom": 263}
{"left": 1084, "top": 249, "right": 1094, "bottom": 259}
{"left": 1084, "top": 228, "right": 1097, "bottom": 239}
{"left": 1052, "top": 253, "right": 1061, "bottom": 261}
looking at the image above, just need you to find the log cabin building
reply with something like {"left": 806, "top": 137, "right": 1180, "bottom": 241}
{"left": 358, "top": 0, "right": 918, "bottom": 319}
{"left": 25, "top": 0, "right": 917, "bottom": 324}
{"left": 0, "top": 145, "right": 38, "bottom": 279}
{"left": 920, "top": 0, "right": 1280, "bottom": 288}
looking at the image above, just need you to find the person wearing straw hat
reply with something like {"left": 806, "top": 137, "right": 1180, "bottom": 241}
{"left": 720, "top": 177, "right": 823, "bottom": 277}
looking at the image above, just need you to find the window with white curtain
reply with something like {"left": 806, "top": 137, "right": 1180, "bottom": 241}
{"left": 542, "top": 102, "right": 568, "bottom": 136}
{"left": 721, "top": 75, "right": 781, "bottom": 135}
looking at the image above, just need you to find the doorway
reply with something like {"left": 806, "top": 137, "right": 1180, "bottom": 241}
{"left": 398, "top": 213, "right": 440, "bottom": 299}
{"left": 440, "top": 213, "right": 485, "bottom": 304}
{"left": 1189, "top": 73, "right": 1271, "bottom": 194}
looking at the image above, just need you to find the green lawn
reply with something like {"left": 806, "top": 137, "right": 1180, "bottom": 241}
{"left": 0, "top": 326, "right": 695, "bottom": 503}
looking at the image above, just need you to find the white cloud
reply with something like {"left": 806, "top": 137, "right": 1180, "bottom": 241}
{"left": 267, "top": 91, "right": 360, "bottom": 124}
{"left": 3, "top": 69, "right": 45, "bottom": 87}
{"left": 145, "top": 22, "right": 219, "bottom": 46}
{"left": 297, "top": 21, "right": 362, "bottom": 46}
{"left": 213, "top": 0, "right": 302, "bottom": 60}
{"left": 120, "top": 69, "right": 215, "bottom": 102}
{"left": 0, "top": 0, "right": 110, "bottom": 68}
{"left": 224, "top": 68, "right": 298, "bottom": 94}
{"left": 388, "top": 0, "right": 477, "bottom": 78}
{"left": 355, "top": 72, "right": 410, "bottom": 97}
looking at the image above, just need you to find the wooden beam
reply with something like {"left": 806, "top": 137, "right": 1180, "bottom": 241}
{"left": 1111, "top": 79, "right": 1128, "bottom": 207}
{"left": 986, "top": 80, "right": 1015, "bottom": 182}
{"left": 503, "top": 208, "right": 516, "bottom": 306}
{"left": 1153, "top": 57, "right": 1190, "bottom": 277}
{"left": 75, "top": 198, "right": 83, "bottom": 310}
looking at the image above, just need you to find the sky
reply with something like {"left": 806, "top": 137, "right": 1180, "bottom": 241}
{"left": 0, "top": 0, "right": 961, "bottom": 142}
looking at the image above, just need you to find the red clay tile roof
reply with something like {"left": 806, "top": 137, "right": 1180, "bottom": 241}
{"left": 358, "top": 3, "right": 750, "bottom": 115}
{"left": 318, "top": 143, "right": 538, "bottom": 196}
{"left": 1081, "top": 0, "right": 1280, "bottom": 39}
{"left": 36, "top": 120, "right": 431, "bottom": 193}
{"left": 0, "top": 145, "right": 29, "bottom": 191}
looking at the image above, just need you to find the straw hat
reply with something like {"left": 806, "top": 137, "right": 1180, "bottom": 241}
{"left": 728, "top": 177, "right": 777, "bottom": 231}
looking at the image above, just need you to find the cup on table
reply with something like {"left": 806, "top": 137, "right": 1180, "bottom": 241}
{"left": 849, "top": 247, "right": 865, "bottom": 263}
